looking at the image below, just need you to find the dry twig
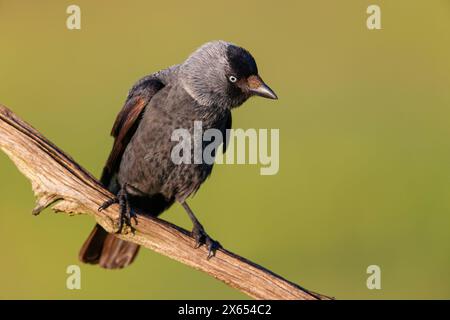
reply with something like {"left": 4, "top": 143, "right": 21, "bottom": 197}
{"left": 0, "top": 104, "right": 332, "bottom": 300}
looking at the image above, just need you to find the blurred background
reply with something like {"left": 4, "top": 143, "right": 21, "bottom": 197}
{"left": 0, "top": 0, "right": 449, "bottom": 299}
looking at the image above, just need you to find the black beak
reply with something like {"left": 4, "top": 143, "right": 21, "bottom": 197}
{"left": 248, "top": 75, "right": 278, "bottom": 100}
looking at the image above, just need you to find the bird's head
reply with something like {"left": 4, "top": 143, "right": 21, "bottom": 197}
{"left": 180, "top": 41, "right": 277, "bottom": 109}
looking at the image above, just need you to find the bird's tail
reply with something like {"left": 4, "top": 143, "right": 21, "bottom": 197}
{"left": 79, "top": 224, "right": 140, "bottom": 269}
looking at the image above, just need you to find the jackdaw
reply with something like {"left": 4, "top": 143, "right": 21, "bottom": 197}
{"left": 79, "top": 40, "right": 278, "bottom": 269}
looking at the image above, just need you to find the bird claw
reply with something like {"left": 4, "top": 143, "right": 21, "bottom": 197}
{"left": 205, "top": 237, "right": 221, "bottom": 260}
{"left": 122, "top": 205, "right": 138, "bottom": 231}
{"left": 192, "top": 225, "right": 221, "bottom": 259}
{"left": 98, "top": 198, "right": 118, "bottom": 212}
{"left": 98, "top": 187, "right": 134, "bottom": 233}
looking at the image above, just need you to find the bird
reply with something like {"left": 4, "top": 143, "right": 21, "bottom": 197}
{"left": 79, "top": 40, "right": 278, "bottom": 269}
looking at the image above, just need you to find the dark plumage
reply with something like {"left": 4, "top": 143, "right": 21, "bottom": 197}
{"left": 79, "top": 41, "right": 277, "bottom": 269}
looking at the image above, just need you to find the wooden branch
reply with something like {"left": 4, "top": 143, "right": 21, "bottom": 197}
{"left": 0, "top": 104, "right": 332, "bottom": 300}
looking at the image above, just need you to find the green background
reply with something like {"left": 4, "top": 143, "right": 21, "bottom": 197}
{"left": 0, "top": 1, "right": 449, "bottom": 299}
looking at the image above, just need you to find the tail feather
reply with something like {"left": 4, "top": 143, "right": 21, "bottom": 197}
{"left": 79, "top": 193, "right": 172, "bottom": 269}
{"left": 79, "top": 224, "right": 140, "bottom": 269}
{"left": 99, "top": 233, "right": 140, "bottom": 269}
{"left": 79, "top": 224, "right": 108, "bottom": 264}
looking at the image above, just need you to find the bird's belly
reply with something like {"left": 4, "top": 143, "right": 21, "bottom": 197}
{"left": 117, "top": 124, "right": 172, "bottom": 195}
{"left": 117, "top": 129, "right": 214, "bottom": 201}
{"left": 160, "top": 162, "right": 214, "bottom": 201}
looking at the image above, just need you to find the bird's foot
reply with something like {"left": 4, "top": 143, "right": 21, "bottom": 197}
{"left": 98, "top": 197, "right": 118, "bottom": 212}
{"left": 98, "top": 186, "right": 136, "bottom": 233}
{"left": 192, "top": 224, "right": 221, "bottom": 260}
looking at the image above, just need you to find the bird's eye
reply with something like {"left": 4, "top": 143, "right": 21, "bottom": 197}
{"left": 228, "top": 75, "right": 237, "bottom": 83}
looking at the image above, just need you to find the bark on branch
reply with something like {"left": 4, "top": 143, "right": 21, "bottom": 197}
{"left": 0, "top": 104, "right": 332, "bottom": 300}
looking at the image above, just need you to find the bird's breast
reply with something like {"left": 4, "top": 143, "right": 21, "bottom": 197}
{"left": 118, "top": 84, "right": 226, "bottom": 200}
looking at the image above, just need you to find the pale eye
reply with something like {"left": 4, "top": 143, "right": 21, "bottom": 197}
{"left": 228, "top": 75, "right": 237, "bottom": 83}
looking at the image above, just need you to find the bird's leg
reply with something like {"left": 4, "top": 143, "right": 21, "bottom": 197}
{"left": 180, "top": 201, "right": 221, "bottom": 259}
{"left": 98, "top": 183, "right": 136, "bottom": 233}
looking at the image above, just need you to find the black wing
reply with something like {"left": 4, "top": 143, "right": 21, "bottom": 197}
{"left": 100, "top": 76, "right": 166, "bottom": 188}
